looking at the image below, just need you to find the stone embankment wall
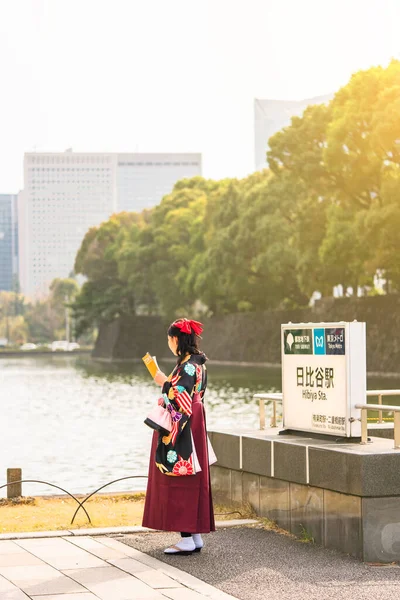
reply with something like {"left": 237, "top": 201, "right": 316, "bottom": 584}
{"left": 93, "top": 296, "right": 400, "bottom": 374}
{"left": 93, "top": 316, "right": 166, "bottom": 360}
{"left": 209, "top": 428, "right": 400, "bottom": 563}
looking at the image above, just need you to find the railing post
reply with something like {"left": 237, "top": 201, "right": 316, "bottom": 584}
{"left": 378, "top": 394, "right": 383, "bottom": 424}
{"left": 7, "top": 468, "right": 22, "bottom": 498}
{"left": 394, "top": 412, "right": 400, "bottom": 449}
{"left": 259, "top": 398, "right": 265, "bottom": 430}
{"left": 360, "top": 410, "right": 368, "bottom": 444}
{"left": 270, "top": 400, "right": 277, "bottom": 428}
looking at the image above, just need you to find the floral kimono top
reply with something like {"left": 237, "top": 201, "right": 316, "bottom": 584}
{"left": 155, "top": 353, "right": 207, "bottom": 476}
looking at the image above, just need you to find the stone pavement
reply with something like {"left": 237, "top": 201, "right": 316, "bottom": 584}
{"left": 0, "top": 535, "right": 236, "bottom": 600}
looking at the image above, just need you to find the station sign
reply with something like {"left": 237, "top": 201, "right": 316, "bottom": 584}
{"left": 281, "top": 322, "right": 366, "bottom": 437}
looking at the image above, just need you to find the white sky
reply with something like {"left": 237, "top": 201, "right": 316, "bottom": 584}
{"left": 0, "top": 0, "right": 399, "bottom": 192}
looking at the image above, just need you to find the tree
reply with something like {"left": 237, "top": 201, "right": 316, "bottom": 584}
{"left": 24, "top": 278, "right": 81, "bottom": 342}
{"left": 267, "top": 60, "right": 400, "bottom": 296}
{"left": 50, "top": 278, "right": 79, "bottom": 305}
{"left": 362, "top": 169, "right": 400, "bottom": 291}
{"left": 324, "top": 61, "right": 400, "bottom": 210}
{"left": 318, "top": 205, "right": 372, "bottom": 293}
{"left": 190, "top": 181, "right": 243, "bottom": 314}
{"left": 25, "top": 300, "right": 61, "bottom": 343}
{"left": 0, "top": 292, "right": 28, "bottom": 344}
{"left": 267, "top": 103, "right": 333, "bottom": 297}
{"left": 116, "top": 210, "right": 157, "bottom": 314}
{"left": 142, "top": 183, "right": 209, "bottom": 318}
{"left": 68, "top": 61, "right": 400, "bottom": 329}
{"left": 72, "top": 213, "right": 141, "bottom": 335}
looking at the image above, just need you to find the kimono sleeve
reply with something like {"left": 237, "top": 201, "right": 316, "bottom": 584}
{"left": 162, "top": 361, "right": 196, "bottom": 416}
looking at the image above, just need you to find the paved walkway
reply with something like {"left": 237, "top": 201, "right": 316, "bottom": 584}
{"left": 2, "top": 526, "right": 400, "bottom": 600}
{"left": 120, "top": 526, "right": 400, "bottom": 600}
{"left": 0, "top": 535, "right": 235, "bottom": 600}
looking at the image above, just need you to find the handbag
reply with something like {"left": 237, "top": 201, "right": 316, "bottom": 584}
{"left": 144, "top": 403, "right": 172, "bottom": 434}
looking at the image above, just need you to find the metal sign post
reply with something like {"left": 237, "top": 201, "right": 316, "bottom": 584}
{"left": 281, "top": 321, "right": 366, "bottom": 438}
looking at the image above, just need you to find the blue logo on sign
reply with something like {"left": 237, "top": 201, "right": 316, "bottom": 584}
{"left": 313, "top": 328, "right": 326, "bottom": 355}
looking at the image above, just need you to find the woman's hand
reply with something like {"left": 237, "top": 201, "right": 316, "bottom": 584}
{"left": 154, "top": 370, "right": 168, "bottom": 386}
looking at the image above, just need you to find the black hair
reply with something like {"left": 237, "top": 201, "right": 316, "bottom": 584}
{"left": 168, "top": 320, "right": 202, "bottom": 365}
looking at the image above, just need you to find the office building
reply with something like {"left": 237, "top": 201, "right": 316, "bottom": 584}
{"left": 0, "top": 194, "right": 18, "bottom": 291}
{"left": 117, "top": 153, "right": 201, "bottom": 212}
{"left": 18, "top": 151, "right": 202, "bottom": 297}
{"left": 18, "top": 152, "right": 117, "bottom": 298}
{"left": 254, "top": 94, "right": 333, "bottom": 171}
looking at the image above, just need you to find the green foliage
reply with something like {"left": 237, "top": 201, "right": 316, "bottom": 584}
{"left": 25, "top": 277, "right": 82, "bottom": 343}
{"left": 49, "top": 278, "right": 79, "bottom": 303}
{"left": 71, "top": 60, "right": 400, "bottom": 327}
{"left": 268, "top": 59, "right": 400, "bottom": 297}
{"left": 72, "top": 213, "right": 139, "bottom": 335}
{"left": 298, "top": 525, "right": 315, "bottom": 544}
{"left": 0, "top": 291, "right": 27, "bottom": 344}
{"left": 25, "top": 299, "right": 62, "bottom": 343}
{"left": 0, "top": 278, "right": 84, "bottom": 345}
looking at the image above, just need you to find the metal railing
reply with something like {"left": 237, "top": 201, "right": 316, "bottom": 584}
{"left": 255, "top": 390, "right": 400, "bottom": 446}
{"left": 0, "top": 476, "right": 148, "bottom": 524}
{"left": 356, "top": 403, "right": 400, "bottom": 448}
{"left": 0, "top": 474, "right": 248, "bottom": 526}
{"left": 366, "top": 390, "right": 400, "bottom": 423}
{"left": 254, "top": 393, "right": 282, "bottom": 429}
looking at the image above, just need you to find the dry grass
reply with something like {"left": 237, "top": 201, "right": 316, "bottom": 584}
{"left": 257, "top": 516, "right": 296, "bottom": 537}
{"left": 0, "top": 494, "right": 251, "bottom": 534}
{"left": 0, "top": 493, "right": 146, "bottom": 533}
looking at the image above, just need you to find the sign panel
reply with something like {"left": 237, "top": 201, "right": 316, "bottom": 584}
{"left": 283, "top": 329, "right": 313, "bottom": 354}
{"left": 282, "top": 322, "right": 365, "bottom": 437}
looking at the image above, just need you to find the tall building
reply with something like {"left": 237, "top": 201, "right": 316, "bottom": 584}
{"left": 18, "top": 152, "right": 118, "bottom": 298}
{"left": 0, "top": 194, "right": 18, "bottom": 291}
{"left": 19, "top": 151, "right": 202, "bottom": 297}
{"left": 254, "top": 94, "right": 333, "bottom": 171}
{"left": 117, "top": 153, "right": 202, "bottom": 212}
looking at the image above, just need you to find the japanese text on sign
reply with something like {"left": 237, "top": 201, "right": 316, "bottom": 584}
{"left": 312, "top": 413, "right": 346, "bottom": 431}
{"left": 296, "top": 367, "right": 334, "bottom": 388}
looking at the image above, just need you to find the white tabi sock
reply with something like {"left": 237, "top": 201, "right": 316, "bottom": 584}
{"left": 192, "top": 533, "right": 204, "bottom": 549}
{"left": 164, "top": 537, "right": 196, "bottom": 554}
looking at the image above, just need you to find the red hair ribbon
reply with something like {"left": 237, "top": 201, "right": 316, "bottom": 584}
{"left": 174, "top": 318, "right": 203, "bottom": 336}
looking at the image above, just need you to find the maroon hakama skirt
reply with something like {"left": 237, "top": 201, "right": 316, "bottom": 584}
{"left": 142, "top": 396, "right": 215, "bottom": 533}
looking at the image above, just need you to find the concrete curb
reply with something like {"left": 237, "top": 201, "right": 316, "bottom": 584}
{"left": 0, "top": 519, "right": 258, "bottom": 541}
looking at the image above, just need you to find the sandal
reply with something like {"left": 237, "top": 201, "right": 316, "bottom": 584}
{"left": 164, "top": 544, "right": 194, "bottom": 555}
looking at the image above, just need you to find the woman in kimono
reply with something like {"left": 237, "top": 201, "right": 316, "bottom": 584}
{"left": 142, "top": 318, "right": 215, "bottom": 555}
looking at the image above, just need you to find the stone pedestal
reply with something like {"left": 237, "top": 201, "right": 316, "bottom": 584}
{"left": 209, "top": 428, "right": 400, "bottom": 563}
